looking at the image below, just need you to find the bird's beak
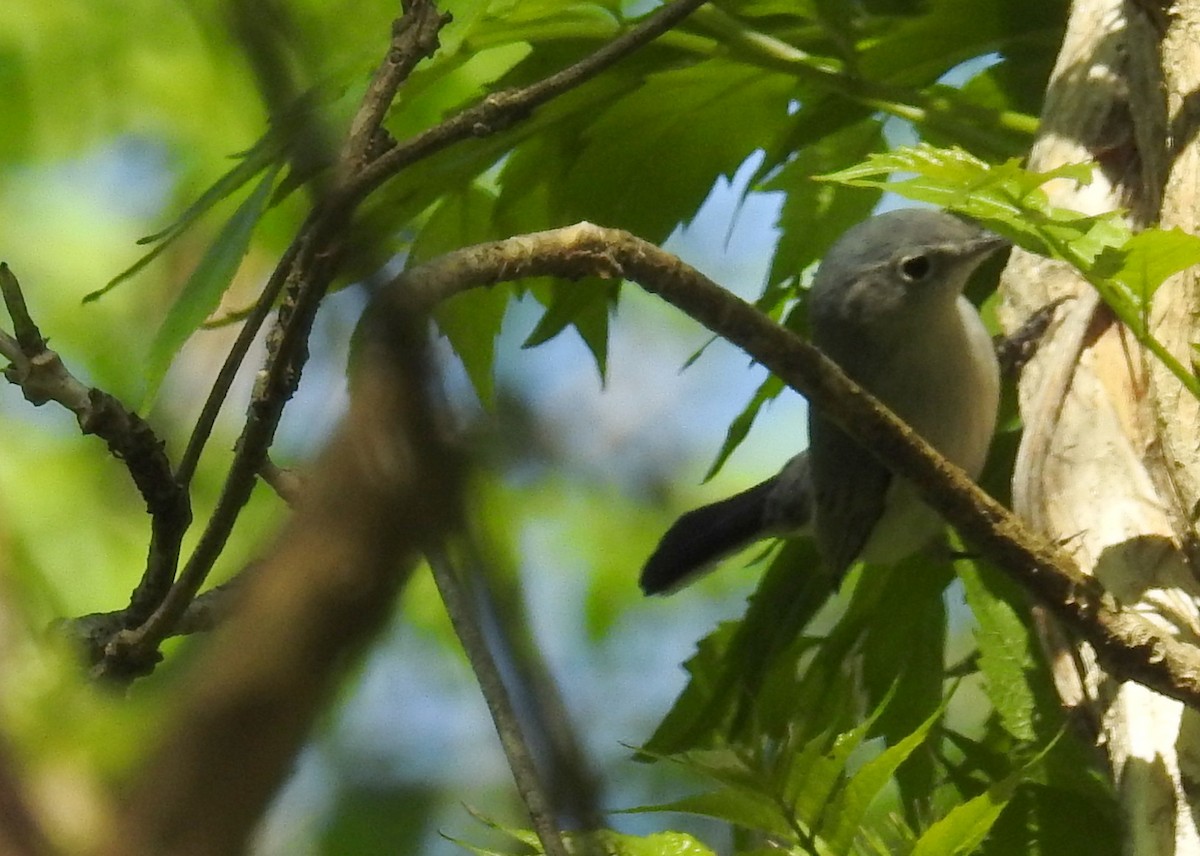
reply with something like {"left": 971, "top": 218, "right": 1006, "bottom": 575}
{"left": 961, "top": 231, "right": 1011, "bottom": 261}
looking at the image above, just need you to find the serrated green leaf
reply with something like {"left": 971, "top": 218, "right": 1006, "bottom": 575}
{"left": 457, "top": 810, "right": 712, "bottom": 856}
{"left": 859, "top": 553, "right": 949, "bottom": 807}
{"left": 639, "top": 619, "right": 740, "bottom": 756}
{"left": 565, "top": 59, "right": 794, "bottom": 241}
{"left": 787, "top": 723, "right": 872, "bottom": 825}
{"left": 142, "top": 164, "right": 281, "bottom": 407}
{"left": 413, "top": 184, "right": 508, "bottom": 406}
{"left": 649, "top": 539, "right": 839, "bottom": 754}
{"left": 630, "top": 788, "right": 794, "bottom": 839}
{"left": 472, "top": 1, "right": 620, "bottom": 48}
{"left": 584, "top": 830, "right": 714, "bottom": 856}
{"left": 787, "top": 683, "right": 898, "bottom": 829}
{"left": 818, "top": 145, "right": 1097, "bottom": 240}
{"left": 1093, "top": 227, "right": 1200, "bottom": 304}
{"left": 523, "top": 278, "right": 617, "bottom": 380}
{"left": 954, "top": 549, "right": 1036, "bottom": 743}
{"left": 441, "top": 833, "right": 511, "bottom": 856}
{"left": 670, "top": 746, "right": 761, "bottom": 788}
{"left": 858, "top": 0, "right": 1062, "bottom": 101}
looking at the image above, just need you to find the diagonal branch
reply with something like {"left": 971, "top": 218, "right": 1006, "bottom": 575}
{"left": 379, "top": 221, "right": 1200, "bottom": 710}
{"left": 347, "top": 0, "right": 711, "bottom": 202}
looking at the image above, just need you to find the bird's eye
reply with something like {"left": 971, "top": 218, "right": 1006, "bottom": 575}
{"left": 899, "top": 254, "right": 932, "bottom": 281}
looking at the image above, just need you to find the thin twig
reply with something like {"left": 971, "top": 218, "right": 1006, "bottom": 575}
{"left": 347, "top": 0, "right": 711, "bottom": 202}
{"left": 174, "top": 238, "right": 304, "bottom": 489}
{"left": 426, "top": 546, "right": 570, "bottom": 856}
{"left": 0, "top": 265, "right": 191, "bottom": 640}
{"left": 339, "top": 0, "right": 451, "bottom": 175}
{"left": 473, "top": 546, "right": 604, "bottom": 829}
{"left": 107, "top": 2, "right": 453, "bottom": 669}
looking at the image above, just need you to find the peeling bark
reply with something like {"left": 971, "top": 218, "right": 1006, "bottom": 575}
{"left": 1000, "top": 1, "right": 1200, "bottom": 851}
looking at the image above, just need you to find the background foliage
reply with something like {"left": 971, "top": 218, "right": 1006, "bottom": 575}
{"left": 0, "top": 0, "right": 1126, "bottom": 853}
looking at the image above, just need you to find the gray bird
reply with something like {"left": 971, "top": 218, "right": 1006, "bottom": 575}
{"left": 640, "top": 208, "right": 1005, "bottom": 595}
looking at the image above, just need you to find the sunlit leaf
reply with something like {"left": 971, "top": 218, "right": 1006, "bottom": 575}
{"left": 629, "top": 788, "right": 794, "bottom": 840}
{"left": 820, "top": 143, "right": 1200, "bottom": 398}
{"left": 955, "top": 550, "right": 1036, "bottom": 743}
{"left": 910, "top": 770, "right": 1019, "bottom": 856}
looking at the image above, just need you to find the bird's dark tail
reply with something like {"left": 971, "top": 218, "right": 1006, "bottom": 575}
{"left": 640, "top": 477, "right": 777, "bottom": 595}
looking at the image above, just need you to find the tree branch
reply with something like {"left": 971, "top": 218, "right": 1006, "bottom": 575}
{"left": 103, "top": 3, "right": 453, "bottom": 672}
{"left": 347, "top": 0, "right": 711, "bottom": 202}
{"left": 381, "top": 221, "right": 1200, "bottom": 709}
{"left": 427, "top": 547, "right": 570, "bottom": 856}
{"left": 113, "top": 0, "right": 707, "bottom": 671}
{"left": 0, "top": 265, "right": 191, "bottom": 640}
{"left": 97, "top": 294, "right": 462, "bottom": 856}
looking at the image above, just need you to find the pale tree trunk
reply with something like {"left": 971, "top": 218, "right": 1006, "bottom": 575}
{"left": 1000, "top": 0, "right": 1200, "bottom": 852}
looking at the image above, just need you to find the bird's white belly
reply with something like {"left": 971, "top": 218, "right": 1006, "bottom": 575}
{"left": 860, "top": 296, "right": 999, "bottom": 564}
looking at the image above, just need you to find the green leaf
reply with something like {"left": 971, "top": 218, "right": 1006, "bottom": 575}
{"left": 413, "top": 184, "right": 508, "bottom": 406}
{"left": 1092, "top": 227, "right": 1200, "bottom": 305}
{"left": 859, "top": 0, "right": 1063, "bottom": 90}
{"left": 859, "top": 554, "right": 950, "bottom": 805}
{"left": 631, "top": 788, "right": 794, "bottom": 840}
{"left": 818, "top": 144, "right": 1097, "bottom": 240}
{"left": 910, "top": 771, "right": 1020, "bottom": 856}
{"left": 453, "top": 807, "right": 715, "bottom": 856}
{"left": 954, "top": 549, "right": 1036, "bottom": 742}
{"left": 702, "top": 374, "right": 786, "bottom": 482}
{"left": 641, "top": 538, "right": 836, "bottom": 755}
{"left": 87, "top": 134, "right": 278, "bottom": 302}
{"left": 823, "top": 703, "right": 945, "bottom": 854}
{"left": 522, "top": 277, "right": 619, "bottom": 382}
{"left": 786, "top": 682, "right": 899, "bottom": 831}
{"left": 584, "top": 830, "right": 714, "bottom": 856}
{"left": 787, "top": 721, "right": 874, "bottom": 828}
{"left": 471, "top": 1, "right": 620, "bottom": 48}
{"left": 563, "top": 58, "right": 795, "bottom": 240}
{"left": 142, "top": 164, "right": 281, "bottom": 407}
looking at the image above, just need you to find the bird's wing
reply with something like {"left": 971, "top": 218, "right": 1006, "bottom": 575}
{"left": 808, "top": 413, "right": 892, "bottom": 576}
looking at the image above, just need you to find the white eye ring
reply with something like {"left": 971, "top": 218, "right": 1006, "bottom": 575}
{"left": 899, "top": 254, "right": 932, "bottom": 281}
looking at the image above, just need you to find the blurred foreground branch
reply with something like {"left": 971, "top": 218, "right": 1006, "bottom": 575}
{"left": 96, "top": 295, "right": 462, "bottom": 856}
